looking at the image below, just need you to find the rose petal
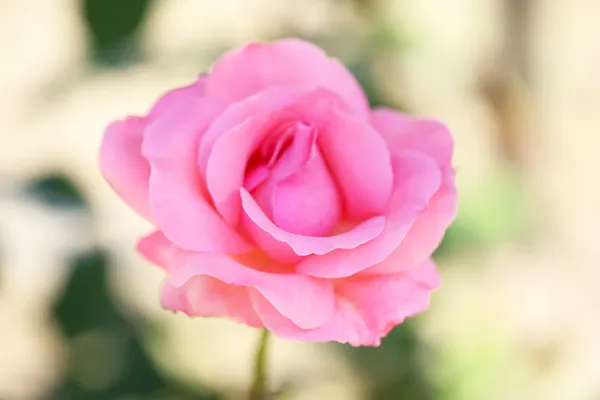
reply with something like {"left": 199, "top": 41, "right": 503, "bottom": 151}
{"left": 268, "top": 122, "right": 315, "bottom": 182}
{"left": 166, "top": 250, "right": 335, "bottom": 330}
{"left": 142, "top": 96, "right": 251, "bottom": 254}
{"left": 238, "top": 145, "right": 343, "bottom": 262}
{"left": 139, "top": 232, "right": 328, "bottom": 329}
{"left": 201, "top": 88, "right": 315, "bottom": 224}
{"left": 206, "top": 38, "right": 369, "bottom": 117}
{"left": 244, "top": 164, "right": 271, "bottom": 191}
{"left": 161, "top": 277, "right": 262, "bottom": 327}
{"left": 100, "top": 77, "right": 213, "bottom": 222}
{"left": 241, "top": 188, "right": 385, "bottom": 256}
{"left": 240, "top": 210, "right": 303, "bottom": 265}
{"left": 148, "top": 76, "right": 208, "bottom": 120}
{"left": 371, "top": 108, "right": 453, "bottom": 165}
{"left": 99, "top": 117, "right": 153, "bottom": 221}
{"left": 364, "top": 170, "right": 456, "bottom": 275}
{"left": 271, "top": 146, "right": 342, "bottom": 236}
{"left": 204, "top": 114, "right": 273, "bottom": 225}
{"left": 315, "top": 107, "right": 394, "bottom": 219}
{"left": 251, "top": 259, "right": 440, "bottom": 346}
{"left": 366, "top": 109, "right": 457, "bottom": 274}
{"left": 203, "top": 87, "right": 347, "bottom": 225}
{"left": 251, "top": 291, "right": 371, "bottom": 345}
{"left": 160, "top": 280, "right": 191, "bottom": 315}
{"left": 296, "top": 151, "right": 442, "bottom": 278}
{"left": 137, "top": 230, "right": 175, "bottom": 268}
{"left": 199, "top": 88, "right": 306, "bottom": 177}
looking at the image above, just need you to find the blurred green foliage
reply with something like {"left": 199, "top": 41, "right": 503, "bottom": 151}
{"left": 27, "top": 174, "right": 87, "bottom": 209}
{"left": 83, "top": 0, "right": 152, "bottom": 65}
{"left": 49, "top": 247, "right": 221, "bottom": 400}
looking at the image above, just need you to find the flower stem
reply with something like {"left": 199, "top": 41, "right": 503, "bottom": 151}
{"left": 249, "top": 328, "right": 271, "bottom": 400}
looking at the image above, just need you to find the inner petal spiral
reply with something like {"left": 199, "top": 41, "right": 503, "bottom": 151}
{"left": 243, "top": 121, "right": 342, "bottom": 237}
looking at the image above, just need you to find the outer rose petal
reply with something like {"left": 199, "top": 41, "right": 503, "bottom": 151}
{"left": 370, "top": 108, "right": 453, "bottom": 166}
{"left": 142, "top": 95, "right": 252, "bottom": 254}
{"left": 169, "top": 251, "right": 335, "bottom": 330}
{"left": 252, "top": 259, "right": 440, "bottom": 346}
{"left": 206, "top": 38, "right": 369, "bottom": 117}
{"left": 296, "top": 151, "right": 442, "bottom": 278}
{"left": 99, "top": 77, "right": 210, "bottom": 224}
{"left": 137, "top": 231, "right": 174, "bottom": 268}
{"left": 365, "top": 109, "right": 457, "bottom": 274}
{"left": 364, "top": 171, "right": 456, "bottom": 275}
{"left": 161, "top": 277, "right": 262, "bottom": 327}
{"left": 99, "top": 117, "right": 153, "bottom": 221}
{"left": 140, "top": 232, "right": 335, "bottom": 330}
{"left": 148, "top": 76, "right": 208, "bottom": 120}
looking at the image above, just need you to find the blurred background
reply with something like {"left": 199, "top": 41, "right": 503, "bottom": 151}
{"left": 1, "top": 0, "right": 599, "bottom": 399}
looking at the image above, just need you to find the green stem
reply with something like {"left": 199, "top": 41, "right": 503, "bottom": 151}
{"left": 249, "top": 329, "right": 271, "bottom": 400}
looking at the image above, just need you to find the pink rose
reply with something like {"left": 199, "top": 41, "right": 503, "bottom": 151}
{"left": 100, "top": 39, "right": 456, "bottom": 346}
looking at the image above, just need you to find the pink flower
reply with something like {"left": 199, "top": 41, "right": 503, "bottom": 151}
{"left": 99, "top": 39, "right": 456, "bottom": 346}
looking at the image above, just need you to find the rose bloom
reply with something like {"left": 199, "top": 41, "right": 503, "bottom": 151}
{"left": 100, "top": 39, "right": 456, "bottom": 346}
